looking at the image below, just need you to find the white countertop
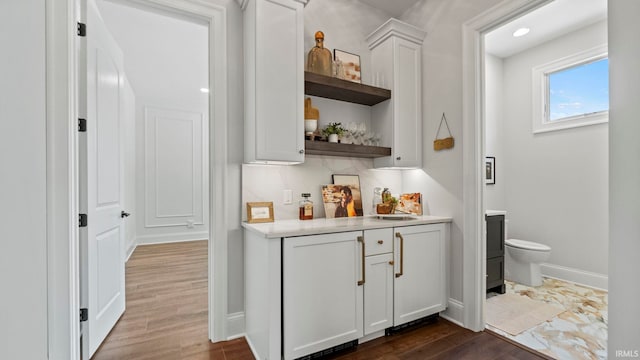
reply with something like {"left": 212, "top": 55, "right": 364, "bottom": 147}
{"left": 242, "top": 215, "right": 453, "bottom": 238}
{"left": 486, "top": 209, "right": 507, "bottom": 216}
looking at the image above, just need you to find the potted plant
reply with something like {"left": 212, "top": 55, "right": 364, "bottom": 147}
{"left": 322, "top": 122, "right": 345, "bottom": 143}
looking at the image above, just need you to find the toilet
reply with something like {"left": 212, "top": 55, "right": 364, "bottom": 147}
{"left": 504, "top": 238, "right": 551, "bottom": 287}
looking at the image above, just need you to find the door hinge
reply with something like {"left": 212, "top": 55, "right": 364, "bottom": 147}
{"left": 79, "top": 214, "right": 88, "bottom": 228}
{"left": 80, "top": 308, "right": 88, "bottom": 322}
{"left": 78, "top": 118, "right": 87, "bottom": 132}
{"left": 77, "top": 22, "right": 86, "bottom": 37}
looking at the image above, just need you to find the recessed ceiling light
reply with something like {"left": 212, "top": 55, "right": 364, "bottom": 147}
{"left": 200, "top": 88, "right": 209, "bottom": 93}
{"left": 513, "top": 27, "right": 530, "bottom": 37}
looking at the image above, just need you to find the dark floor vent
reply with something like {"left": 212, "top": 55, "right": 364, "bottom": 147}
{"left": 385, "top": 314, "right": 440, "bottom": 336}
{"left": 295, "top": 339, "right": 358, "bottom": 360}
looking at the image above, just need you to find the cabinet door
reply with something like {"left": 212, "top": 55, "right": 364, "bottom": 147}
{"left": 283, "top": 231, "right": 364, "bottom": 359}
{"left": 370, "top": 20, "right": 425, "bottom": 169}
{"left": 390, "top": 38, "right": 422, "bottom": 168}
{"left": 486, "top": 215, "right": 505, "bottom": 258}
{"left": 393, "top": 224, "right": 447, "bottom": 326}
{"left": 364, "top": 253, "right": 394, "bottom": 335}
{"left": 244, "top": 0, "right": 304, "bottom": 163}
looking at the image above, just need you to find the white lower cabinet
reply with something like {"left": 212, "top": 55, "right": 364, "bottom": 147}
{"left": 393, "top": 224, "right": 448, "bottom": 326}
{"left": 283, "top": 231, "right": 364, "bottom": 360}
{"left": 246, "top": 221, "right": 449, "bottom": 360}
{"left": 364, "top": 253, "right": 394, "bottom": 335}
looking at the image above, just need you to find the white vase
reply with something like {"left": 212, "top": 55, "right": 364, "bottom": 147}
{"left": 304, "top": 119, "right": 318, "bottom": 135}
{"left": 328, "top": 134, "right": 339, "bottom": 143}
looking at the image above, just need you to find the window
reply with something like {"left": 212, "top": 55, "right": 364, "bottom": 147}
{"left": 532, "top": 45, "right": 608, "bottom": 133}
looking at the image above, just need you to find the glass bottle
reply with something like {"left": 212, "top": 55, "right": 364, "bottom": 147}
{"left": 372, "top": 187, "right": 383, "bottom": 214}
{"left": 307, "top": 31, "right": 332, "bottom": 77}
{"left": 299, "top": 193, "right": 314, "bottom": 220}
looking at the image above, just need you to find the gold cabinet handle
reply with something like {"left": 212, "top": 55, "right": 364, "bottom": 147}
{"left": 395, "top": 232, "right": 404, "bottom": 278}
{"left": 377, "top": 240, "right": 384, "bottom": 244}
{"left": 388, "top": 260, "right": 395, "bottom": 266}
{"left": 357, "top": 236, "right": 365, "bottom": 286}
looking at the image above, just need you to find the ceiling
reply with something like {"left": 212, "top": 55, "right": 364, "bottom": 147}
{"left": 485, "top": 0, "right": 607, "bottom": 58}
{"left": 358, "top": 0, "right": 418, "bottom": 18}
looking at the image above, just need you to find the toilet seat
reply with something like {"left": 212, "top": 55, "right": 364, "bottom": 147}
{"left": 506, "top": 238, "right": 551, "bottom": 252}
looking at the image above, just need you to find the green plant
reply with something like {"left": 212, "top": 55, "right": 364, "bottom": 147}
{"left": 321, "top": 122, "right": 345, "bottom": 137}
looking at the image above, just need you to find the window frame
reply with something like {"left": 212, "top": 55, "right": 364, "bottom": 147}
{"left": 532, "top": 44, "right": 608, "bottom": 134}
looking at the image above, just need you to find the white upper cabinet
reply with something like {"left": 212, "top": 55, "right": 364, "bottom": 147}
{"left": 242, "top": 0, "right": 307, "bottom": 163}
{"left": 367, "top": 19, "right": 426, "bottom": 168}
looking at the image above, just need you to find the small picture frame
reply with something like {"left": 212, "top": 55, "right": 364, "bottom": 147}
{"left": 486, "top": 157, "right": 496, "bottom": 185}
{"left": 332, "top": 174, "right": 363, "bottom": 216}
{"left": 246, "top": 202, "right": 274, "bottom": 223}
{"left": 334, "top": 49, "right": 361, "bottom": 83}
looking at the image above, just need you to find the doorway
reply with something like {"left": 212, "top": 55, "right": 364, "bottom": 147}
{"left": 76, "top": 0, "right": 230, "bottom": 358}
{"left": 464, "top": 0, "right": 608, "bottom": 358}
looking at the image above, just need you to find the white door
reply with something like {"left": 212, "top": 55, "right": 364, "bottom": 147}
{"left": 83, "top": 0, "right": 126, "bottom": 356}
{"left": 283, "top": 231, "right": 364, "bottom": 359}
{"left": 364, "top": 253, "right": 394, "bottom": 335}
{"left": 393, "top": 224, "right": 447, "bottom": 326}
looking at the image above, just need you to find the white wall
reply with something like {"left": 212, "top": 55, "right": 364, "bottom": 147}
{"left": 0, "top": 0, "right": 49, "bottom": 358}
{"left": 400, "top": 0, "right": 502, "bottom": 305}
{"left": 98, "top": 1, "right": 210, "bottom": 245}
{"left": 484, "top": 54, "right": 505, "bottom": 210}
{"left": 243, "top": 157, "right": 403, "bottom": 220}
{"left": 608, "top": 0, "right": 640, "bottom": 354}
{"left": 498, "top": 21, "right": 609, "bottom": 282}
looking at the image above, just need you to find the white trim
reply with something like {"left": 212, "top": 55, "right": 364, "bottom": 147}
{"left": 541, "top": 263, "right": 608, "bottom": 291}
{"left": 46, "top": 0, "right": 81, "bottom": 358}
{"left": 245, "top": 334, "right": 261, "bottom": 360}
{"left": 136, "top": 232, "right": 209, "bottom": 245}
{"left": 440, "top": 298, "right": 464, "bottom": 327}
{"left": 226, "top": 312, "right": 246, "bottom": 340}
{"left": 125, "top": 242, "right": 137, "bottom": 262}
{"left": 532, "top": 44, "right": 609, "bottom": 133}
{"left": 462, "top": 0, "right": 552, "bottom": 332}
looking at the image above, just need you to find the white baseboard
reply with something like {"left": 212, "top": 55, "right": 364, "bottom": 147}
{"left": 440, "top": 298, "right": 464, "bottom": 327}
{"left": 541, "top": 263, "right": 608, "bottom": 291}
{"left": 245, "top": 333, "right": 260, "bottom": 360}
{"left": 125, "top": 242, "right": 137, "bottom": 262}
{"left": 226, "top": 312, "right": 245, "bottom": 340}
{"left": 136, "top": 231, "right": 209, "bottom": 245}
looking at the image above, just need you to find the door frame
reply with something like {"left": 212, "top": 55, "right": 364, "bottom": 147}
{"left": 46, "top": 0, "right": 229, "bottom": 358}
{"left": 461, "top": 0, "right": 551, "bottom": 331}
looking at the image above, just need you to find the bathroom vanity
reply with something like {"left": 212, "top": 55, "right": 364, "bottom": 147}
{"left": 486, "top": 210, "right": 506, "bottom": 294}
{"left": 243, "top": 216, "right": 451, "bottom": 360}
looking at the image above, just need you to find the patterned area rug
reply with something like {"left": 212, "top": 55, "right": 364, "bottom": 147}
{"left": 486, "top": 293, "right": 565, "bottom": 335}
{"left": 486, "top": 278, "right": 608, "bottom": 359}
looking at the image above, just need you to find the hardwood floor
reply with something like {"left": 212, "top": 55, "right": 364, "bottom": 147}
{"left": 93, "top": 240, "right": 546, "bottom": 360}
{"left": 92, "top": 240, "right": 246, "bottom": 360}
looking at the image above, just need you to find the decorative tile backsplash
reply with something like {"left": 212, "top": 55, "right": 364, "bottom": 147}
{"left": 242, "top": 155, "right": 403, "bottom": 220}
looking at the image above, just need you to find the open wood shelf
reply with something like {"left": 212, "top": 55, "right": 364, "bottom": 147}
{"left": 304, "top": 71, "right": 391, "bottom": 106}
{"left": 305, "top": 140, "right": 391, "bottom": 158}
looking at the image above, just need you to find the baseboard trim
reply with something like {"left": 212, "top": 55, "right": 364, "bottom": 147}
{"left": 136, "top": 231, "right": 209, "bottom": 245}
{"left": 226, "top": 312, "right": 245, "bottom": 340}
{"left": 245, "top": 333, "right": 260, "bottom": 360}
{"left": 440, "top": 298, "right": 464, "bottom": 327}
{"left": 541, "top": 263, "right": 608, "bottom": 291}
{"left": 125, "top": 242, "right": 137, "bottom": 262}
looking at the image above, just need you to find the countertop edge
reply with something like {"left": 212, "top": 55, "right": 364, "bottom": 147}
{"left": 242, "top": 216, "right": 453, "bottom": 238}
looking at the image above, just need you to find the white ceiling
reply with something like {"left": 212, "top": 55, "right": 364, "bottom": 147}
{"left": 485, "top": 0, "right": 607, "bottom": 58}
{"left": 358, "top": 0, "right": 418, "bottom": 18}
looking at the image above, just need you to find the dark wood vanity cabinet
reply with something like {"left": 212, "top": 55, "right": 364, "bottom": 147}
{"left": 486, "top": 214, "right": 505, "bottom": 294}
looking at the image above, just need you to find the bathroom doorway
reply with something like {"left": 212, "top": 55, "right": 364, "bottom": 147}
{"left": 481, "top": 0, "right": 608, "bottom": 357}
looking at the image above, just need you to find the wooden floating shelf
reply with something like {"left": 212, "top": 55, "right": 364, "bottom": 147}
{"left": 304, "top": 71, "right": 391, "bottom": 106}
{"left": 305, "top": 140, "right": 391, "bottom": 158}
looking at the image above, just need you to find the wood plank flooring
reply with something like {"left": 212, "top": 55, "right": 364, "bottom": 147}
{"left": 92, "top": 240, "right": 247, "bottom": 360}
{"left": 92, "top": 240, "right": 546, "bottom": 360}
